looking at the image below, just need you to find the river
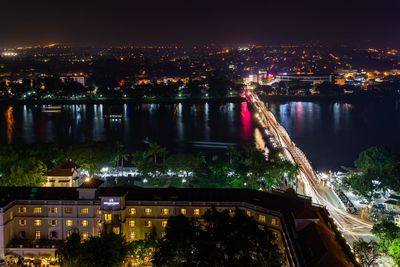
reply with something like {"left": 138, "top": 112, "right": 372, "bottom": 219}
{"left": 266, "top": 98, "right": 400, "bottom": 171}
{"left": 2, "top": 99, "right": 400, "bottom": 171}
{"left": 0, "top": 102, "right": 256, "bottom": 156}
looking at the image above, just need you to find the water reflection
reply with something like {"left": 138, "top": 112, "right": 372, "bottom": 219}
{"left": 4, "top": 106, "right": 14, "bottom": 144}
{"left": 266, "top": 99, "right": 400, "bottom": 170}
{"left": 241, "top": 102, "right": 252, "bottom": 140}
{"left": 0, "top": 103, "right": 255, "bottom": 156}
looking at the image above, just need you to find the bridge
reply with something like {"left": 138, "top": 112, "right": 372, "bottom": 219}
{"left": 246, "top": 91, "right": 373, "bottom": 241}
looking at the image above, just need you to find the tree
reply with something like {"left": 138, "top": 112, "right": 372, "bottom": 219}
{"left": 353, "top": 239, "right": 379, "bottom": 267}
{"left": 27, "top": 143, "right": 65, "bottom": 168}
{"left": 153, "top": 208, "right": 285, "bottom": 267}
{"left": 316, "top": 82, "right": 342, "bottom": 95}
{"left": 345, "top": 172, "right": 377, "bottom": 200}
{"left": 354, "top": 146, "right": 400, "bottom": 191}
{"left": 166, "top": 154, "right": 200, "bottom": 181}
{"left": 80, "top": 233, "right": 130, "bottom": 267}
{"left": 390, "top": 238, "right": 400, "bottom": 266}
{"left": 371, "top": 220, "right": 400, "bottom": 253}
{"left": 57, "top": 231, "right": 82, "bottom": 267}
{"left": 199, "top": 208, "right": 285, "bottom": 267}
{"left": 207, "top": 75, "right": 231, "bottom": 97}
{"left": 129, "top": 227, "right": 158, "bottom": 266}
{"left": 131, "top": 150, "right": 152, "bottom": 176}
{"left": 7, "top": 157, "right": 47, "bottom": 186}
{"left": 114, "top": 142, "right": 129, "bottom": 177}
{"left": 228, "top": 145, "right": 296, "bottom": 190}
{"left": 67, "top": 142, "right": 116, "bottom": 177}
{"left": 147, "top": 143, "right": 164, "bottom": 165}
{"left": 153, "top": 215, "right": 199, "bottom": 266}
{"left": 57, "top": 232, "right": 130, "bottom": 267}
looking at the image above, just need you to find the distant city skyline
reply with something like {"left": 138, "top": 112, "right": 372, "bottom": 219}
{"left": 1, "top": 0, "right": 400, "bottom": 47}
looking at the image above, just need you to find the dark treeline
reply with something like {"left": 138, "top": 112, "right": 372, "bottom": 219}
{"left": 254, "top": 80, "right": 400, "bottom": 97}
{"left": 0, "top": 75, "right": 243, "bottom": 100}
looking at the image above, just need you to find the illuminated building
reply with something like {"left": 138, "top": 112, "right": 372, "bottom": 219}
{"left": 275, "top": 74, "right": 333, "bottom": 84}
{"left": 1, "top": 51, "right": 18, "bottom": 57}
{"left": 60, "top": 76, "right": 86, "bottom": 86}
{"left": 45, "top": 161, "right": 82, "bottom": 187}
{"left": 0, "top": 185, "right": 357, "bottom": 266}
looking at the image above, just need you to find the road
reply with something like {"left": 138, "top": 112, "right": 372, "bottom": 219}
{"left": 246, "top": 91, "right": 374, "bottom": 241}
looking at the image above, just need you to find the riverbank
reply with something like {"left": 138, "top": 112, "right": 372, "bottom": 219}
{"left": 0, "top": 96, "right": 245, "bottom": 105}
{"left": 260, "top": 93, "right": 400, "bottom": 102}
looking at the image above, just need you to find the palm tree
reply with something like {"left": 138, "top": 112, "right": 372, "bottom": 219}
{"left": 115, "top": 142, "right": 129, "bottom": 177}
{"left": 131, "top": 151, "right": 151, "bottom": 175}
{"left": 147, "top": 143, "right": 164, "bottom": 165}
{"left": 159, "top": 146, "right": 168, "bottom": 166}
{"left": 226, "top": 146, "right": 237, "bottom": 165}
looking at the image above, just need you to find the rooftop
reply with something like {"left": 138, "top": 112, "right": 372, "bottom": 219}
{"left": 0, "top": 186, "right": 358, "bottom": 266}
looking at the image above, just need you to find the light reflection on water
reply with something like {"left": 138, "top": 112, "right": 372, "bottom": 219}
{"left": 267, "top": 99, "right": 400, "bottom": 171}
{"left": 0, "top": 102, "right": 255, "bottom": 156}
{"left": 4, "top": 106, "right": 14, "bottom": 144}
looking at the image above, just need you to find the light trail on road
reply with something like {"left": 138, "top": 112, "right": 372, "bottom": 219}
{"left": 247, "top": 91, "right": 373, "bottom": 240}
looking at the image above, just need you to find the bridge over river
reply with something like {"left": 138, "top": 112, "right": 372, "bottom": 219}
{"left": 246, "top": 91, "right": 373, "bottom": 241}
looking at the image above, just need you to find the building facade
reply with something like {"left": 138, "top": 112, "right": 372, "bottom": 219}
{"left": 275, "top": 74, "right": 333, "bottom": 84}
{"left": 0, "top": 186, "right": 358, "bottom": 266}
{"left": 45, "top": 161, "right": 82, "bottom": 187}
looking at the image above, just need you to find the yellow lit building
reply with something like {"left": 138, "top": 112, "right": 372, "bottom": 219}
{"left": 0, "top": 185, "right": 358, "bottom": 266}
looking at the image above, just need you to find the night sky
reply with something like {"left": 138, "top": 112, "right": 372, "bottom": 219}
{"left": 1, "top": 0, "right": 399, "bottom": 46}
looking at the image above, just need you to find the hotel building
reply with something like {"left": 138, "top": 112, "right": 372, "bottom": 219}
{"left": 0, "top": 183, "right": 358, "bottom": 266}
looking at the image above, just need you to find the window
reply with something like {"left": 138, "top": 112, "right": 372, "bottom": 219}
{"left": 34, "top": 219, "right": 42, "bottom": 226}
{"left": 50, "top": 231, "right": 58, "bottom": 239}
{"left": 129, "top": 220, "right": 135, "bottom": 227}
{"left": 144, "top": 232, "right": 151, "bottom": 239}
{"left": 130, "top": 232, "right": 136, "bottom": 241}
{"left": 66, "top": 220, "right": 73, "bottom": 227}
{"left": 18, "top": 219, "right": 26, "bottom": 226}
{"left": 128, "top": 208, "right": 136, "bottom": 215}
{"left": 96, "top": 208, "right": 102, "bottom": 215}
{"left": 144, "top": 208, "right": 152, "bottom": 215}
{"left": 81, "top": 220, "right": 89, "bottom": 227}
{"left": 80, "top": 208, "right": 89, "bottom": 214}
{"left": 35, "top": 231, "right": 41, "bottom": 240}
{"left": 81, "top": 232, "right": 89, "bottom": 240}
{"left": 113, "top": 227, "right": 120, "bottom": 235}
{"left": 246, "top": 210, "right": 252, "bottom": 217}
{"left": 144, "top": 220, "right": 152, "bottom": 227}
{"left": 161, "top": 231, "right": 166, "bottom": 238}
{"left": 34, "top": 207, "right": 42, "bottom": 214}
{"left": 66, "top": 231, "right": 72, "bottom": 238}
{"left": 180, "top": 208, "right": 187, "bottom": 215}
{"left": 271, "top": 218, "right": 278, "bottom": 226}
{"left": 18, "top": 207, "right": 27, "bottom": 213}
{"left": 65, "top": 207, "right": 73, "bottom": 214}
{"left": 162, "top": 221, "right": 168, "bottom": 228}
{"left": 193, "top": 209, "right": 200, "bottom": 216}
{"left": 49, "top": 207, "right": 58, "bottom": 214}
{"left": 258, "top": 215, "right": 266, "bottom": 223}
{"left": 18, "top": 231, "right": 26, "bottom": 239}
{"left": 161, "top": 208, "right": 169, "bottom": 215}
{"left": 104, "top": 214, "right": 112, "bottom": 223}
{"left": 49, "top": 219, "right": 58, "bottom": 226}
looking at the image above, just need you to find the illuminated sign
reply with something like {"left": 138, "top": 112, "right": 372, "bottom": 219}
{"left": 104, "top": 199, "right": 120, "bottom": 206}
